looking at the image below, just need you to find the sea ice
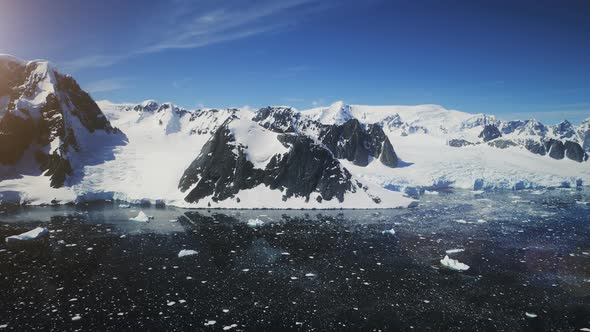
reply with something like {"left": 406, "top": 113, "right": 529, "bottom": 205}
{"left": 246, "top": 218, "right": 264, "bottom": 227}
{"left": 445, "top": 248, "right": 465, "bottom": 254}
{"left": 5, "top": 227, "right": 49, "bottom": 242}
{"left": 130, "top": 211, "right": 149, "bottom": 222}
{"left": 440, "top": 255, "right": 470, "bottom": 271}
{"left": 381, "top": 228, "right": 396, "bottom": 235}
{"left": 178, "top": 249, "right": 198, "bottom": 258}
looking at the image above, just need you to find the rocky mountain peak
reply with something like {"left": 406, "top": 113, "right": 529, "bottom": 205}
{"left": 0, "top": 55, "right": 124, "bottom": 187}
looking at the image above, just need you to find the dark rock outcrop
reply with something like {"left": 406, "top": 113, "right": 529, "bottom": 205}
{"left": 264, "top": 135, "right": 355, "bottom": 202}
{"left": 252, "top": 107, "right": 300, "bottom": 133}
{"left": 179, "top": 119, "right": 365, "bottom": 204}
{"left": 478, "top": 124, "right": 502, "bottom": 142}
{"left": 319, "top": 119, "right": 398, "bottom": 167}
{"left": 551, "top": 120, "right": 577, "bottom": 140}
{"left": 0, "top": 58, "right": 124, "bottom": 187}
{"left": 513, "top": 138, "right": 587, "bottom": 162}
{"left": 524, "top": 139, "right": 546, "bottom": 156}
{"left": 448, "top": 139, "right": 474, "bottom": 147}
{"left": 488, "top": 139, "right": 517, "bottom": 149}
{"left": 545, "top": 139, "right": 565, "bottom": 160}
{"left": 564, "top": 141, "right": 588, "bottom": 162}
{"left": 178, "top": 116, "right": 262, "bottom": 203}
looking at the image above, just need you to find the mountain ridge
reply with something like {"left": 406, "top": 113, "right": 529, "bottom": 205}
{"left": 0, "top": 56, "right": 589, "bottom": 207}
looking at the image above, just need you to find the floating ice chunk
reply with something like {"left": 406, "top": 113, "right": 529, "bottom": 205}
{"left": 525, "top": 312, "right": 537, "bottom": 318}
{"left": 455, "top": 219, "right": 467, "bottom": 224}
{"left": 305, "top": 273, "right": 316, "bottom": 277}
{"left": 71, "top": 314, "right": 82, "bottom": 321}
{"left": 167, "top": 301, "right": 176, "bottom": 306}
{"left": 130, "top": 211, "right": 149, "bottom": 222}
{"left": 246, "top": 218, "right": 264, "bottom": 227}
{"left": 580, "top": 328, "right": 590, "bottom": 331}
{"left": 223, "top": 324, "right": 238, "bottom": 330}
{"left": 119, "top": 204, "right": 131, "bottom": 208}
{"left": 472, "top": 190, "right": 484, "bottom": 195}
{"left": 5, "top": 227, "right": 49, "bottom": 242}
{"left": 204, "top": 320, "right": 216, "bottom": 326}
{"left": 424, "top": 190, "right": 439, "bottom": 195}
{"left": 178, "top": 249, "right": 198, "bottom": 258}
{"left": 476, "top": 219, "right": 487, "bottom": 223}
{"left": 445, "top": 248, "right": 465, "bottom": 254}
{"left": 440, "top": 255, "right": 469, "bottom": 271}
{"left": 381, "top": 228, "right": 396, "bottom": 235}
{"left": 0, "top": 324, "right": 7, "bottom": 329}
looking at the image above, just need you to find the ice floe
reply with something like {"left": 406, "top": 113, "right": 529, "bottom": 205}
{"left": 440, "top": 255, "right": 470, "bottom": 271}
{"left": 178, "top": 249, "right": 198, "bottom": 258}
{"left": 381, "top": 228, "right": 396, "bottom": 235}
{"left": 130, "top": 211, "right": 149, "bottom": 222}
{"left": 445, "top": 248, "right": 465, "bottom": 254}
{"left": 246, "top": 218, "right": 265, "bottom": 227}
{"left": 5, "top": 227, "right": 49, "bottom": 242}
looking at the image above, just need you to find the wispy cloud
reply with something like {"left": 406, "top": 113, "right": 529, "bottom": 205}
{"left": 62, "top": 0, "right": 331, "bottom": 72}
{"left": 85, "top": 78, "right": 130, "bottom": 93}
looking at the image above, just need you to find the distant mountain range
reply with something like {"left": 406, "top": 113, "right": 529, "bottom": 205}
{"left": 1, "top": 56, "right": 588, "bottom": 208}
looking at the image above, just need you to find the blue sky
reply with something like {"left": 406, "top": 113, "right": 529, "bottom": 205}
{"left": 1, "top": 0, "right": 589, "bottom": 124}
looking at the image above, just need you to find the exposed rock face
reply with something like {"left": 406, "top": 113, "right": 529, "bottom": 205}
{"left": 524, "top": 139, "right": 546, "bottom": 156}
{"left": 488, "top": 139, "right": 517, "bottom": 149}
{"left": 178, "top": 116, "right": 261, "bottom": 203}
{"left": 448, "top": 139, "right": 474, "bottom": 147}
{"left": 579, "top": 119, "right": 590, "bottom": 153}
{"left": 564, "top": 141, "right": 588, "bottom": 162}
{"left": 264, "top": 134, "right": 355, "bottom": 202}
{"left": 478, "top": 124, "right": 502, "bottom": 142}
{"left": 252, "top": 106, "right": 300, "bottom": 133}
{"left": 178, "top": 118, "right": 364, "bottom": 204}
{"left": 551, "top": 120, "right": 577, "bottom": 140}
{"left": 252, "top": 108, "right": 398, "bottom": 167}
{"left": 319, "top": 119, "right": 398, "bottom": 167}
{"left": 382, "top": 114, "right": 428, "bottom": 135}
{"left": 545, "top": 139, "right": 565, "bottom": 160}
{"left": 0, "top": 57, "right": 124, "bottom": 187}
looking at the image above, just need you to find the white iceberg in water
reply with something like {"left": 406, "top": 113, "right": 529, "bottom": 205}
{"left": 178, "top": 249, "right": 198, "bottom": 258}
{"left": 246, "top": 218, "right": 264, "bottom": 227}
{"left": 445, "top": 248, "right": 465, "bottom": 254}
{"left": 381, "top": 228, "right": 396, "bottom": 235}
{"left": 130, "top": 211, "right": 149, "bottom": 222}
{"left": 440, "top": 255, "right": 470, "bottom": 271}
{"left": 6, "top": 227, "right": 49, "bottom": 243}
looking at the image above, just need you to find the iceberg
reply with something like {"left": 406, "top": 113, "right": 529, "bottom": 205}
{"left": 130, "top": 211, "right": 149, "bottom": 222}
{"left": 381, "top": 228, "right": 396, "bottom": 235}
{"left": 246, "top": 218, "right": 265, "bottom": 227}
{"left": 5, "top": 227, "right": 49, "bottom": 243}
{"left": 445, "top": 248, "right": 465, "bottom": 254}
{"left": 178, "top": 249, "right": 198, "bottom": 258}
{"left": 440, "top": 255, "right": 470, "bottom": 271}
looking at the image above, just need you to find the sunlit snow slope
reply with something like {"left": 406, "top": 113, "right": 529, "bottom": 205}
{"left": 304, "top": 102, "right": 590, "bottom": 192}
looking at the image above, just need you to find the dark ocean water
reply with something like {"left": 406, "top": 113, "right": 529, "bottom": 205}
{"left": 0, "top": 188, "right": 589, "bottom": 331}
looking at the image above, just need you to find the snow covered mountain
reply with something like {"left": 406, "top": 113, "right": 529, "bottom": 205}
{"left": 86, "top": 101, "right": 414, "bottom": 208}
{"left": 0, "top": 55, "right": 125, "bottom": 190}
{"left": 303, "top": 102, "right": 589, "bottom": 192}
{"left": 0, "top": 56, "right": 588, "bottom": 207}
